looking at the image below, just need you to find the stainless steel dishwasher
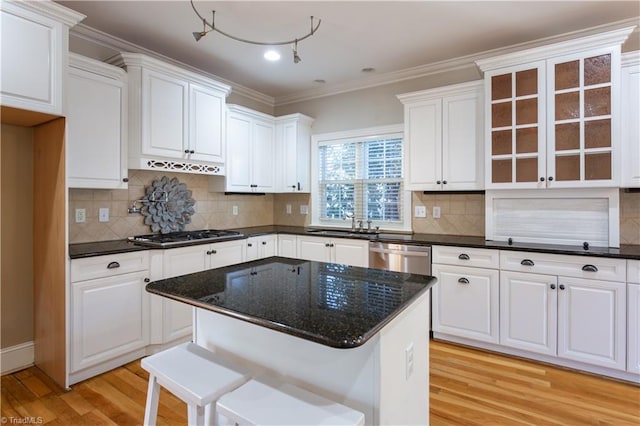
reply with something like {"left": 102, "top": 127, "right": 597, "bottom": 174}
{"left": 369, "top": 242, "right": 431, "bottom": 275}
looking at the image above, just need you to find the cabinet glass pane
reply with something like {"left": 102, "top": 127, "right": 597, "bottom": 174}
{"left": 492, "top": 74, "right": 512, "bottom": 100}
{"left": 515, "top": 128, "right": 537, "bottom": 153}
{"left": 555, "top": 122, "right": 580, "bottom": 151}
{"left": 584, "top": 87, "right": 611, "bottom": 117}
{"left": 515, "top": 158, "right": 538, "bottom": 182}
{"left": 492, "top": 130, "right": 512, "bottom": 155}
{"left": 492, "top": 159, "right": 512, "bottom": 183}
{"left": 585, "top": 152, "right": 611, "bottom": 180}
{"left": 515, "top": 69, "right": 537, "bottom": 96}
{"left": 584, "top": 54, "right": 611, "bottom": 86}
{"left": 555, "top": 92, "right": 580, "bottom": 120}
{"left": 555, "top": 155, "right": 580, "bottom": 181}
{"left": 492, "top": 102, "right": 512, "bottom": 128}
{"left": 516, "top": 98, "right": 537, "bottom": 125}
{"left": 555, "top": 60, "right": 580, "bottom": 90}
{"left": 585, "top": 119, "right": 611, "bottom": 149}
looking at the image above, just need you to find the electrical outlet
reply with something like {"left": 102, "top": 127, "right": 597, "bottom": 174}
{"left": 99, "top": 207, "right": 109, "bottom": 222}
{"left": 75, "top": 208, "right": 86, "bottom": 223}
{"left": 405, "top": 343, "right": 414, "bottom": 380}
{"left": 286, "top": 204, "right": 292, "bottom": 214}
{"left": 300, "top": 205, "right": 309, "bottom": 215}
{"left": 414, "top": 206, "right": 426, "bottom": 218}
{"left": 433, "top": 206, "right": 441, "bottom": 219}
{"left": 232, "top": 205, "right": 239, "bottom": 215}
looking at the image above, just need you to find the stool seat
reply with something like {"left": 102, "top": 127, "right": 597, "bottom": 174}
{"left": 141, "top": 342, "right": 250, "bottom": 426}
{"left": 216, "top": 377, "right": 365, "bottom": 426}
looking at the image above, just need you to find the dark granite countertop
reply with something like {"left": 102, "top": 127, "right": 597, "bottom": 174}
{"left": 146, "top": 256, "right": 436, "bottom": 348}
{"left": 69, "top": 225, "right": 640, "bottom": 260}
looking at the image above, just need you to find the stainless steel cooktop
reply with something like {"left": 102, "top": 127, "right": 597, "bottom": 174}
{"left": 128, "top": 230, "right": 244, "bottom": 248}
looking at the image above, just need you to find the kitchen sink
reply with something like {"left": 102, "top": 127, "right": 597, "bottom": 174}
{"left": 306, "top": 229, "right": 379, "bottom": 239}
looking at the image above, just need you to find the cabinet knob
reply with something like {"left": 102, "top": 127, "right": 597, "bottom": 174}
{"left": 458, "top": 253, "right": 470, "bottom": 260}
{"left": 582, "top": 264, "right": 598, "bottom": 272}
{"left": 144, "top": 278, "right": 150, "bottom": 283}
{"left": 122, "top": 177, "right": 129, "bottom": 183}
{"left": 190, "top": 150, "right": 195, "bottom": 154}
{"left": 520, "top": 259, "right": 535, "bottom": 267}
{"left": 247, "top": 243, "right": 253, "bottom": 247}
{"left": 559, "top": 284, "right": 565, "bottom": 290}
{"left": 442, "top": 180, "right": 447, "bottom": 185}
{"left": 291, "top": 185, "right": 296, "bottom": 189}
{"left": 458, "top": 277, "right": 470, "bottom": 284}
{"left": 261, "top": 241, "right": 267, "bottom": 245}
{"left": 107, "top": 261, "right": 120, "bottom": 269}
{"left": 325, "top": 243, "right": 331, "bottom": 247}
{"left": 548, "top": 176, "right": 554, "bottom": 181}
{"left": 436, "top": 180, "right": 441, "bottom": 185}
{"left": 539, "top": 177, "right": 545, "bottom": 182}
{"left": 206, "top": 250, "right": 217, "bottom": 255}
{"left": 184, "top": 149, "right": 190, "bottom": 154}
{"left": 550, "top": 283, "right": 556, "bottom": 290}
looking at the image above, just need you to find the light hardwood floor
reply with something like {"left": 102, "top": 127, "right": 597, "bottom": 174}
{"left": 2, "top": 340, "right": 638, "bottom": 425}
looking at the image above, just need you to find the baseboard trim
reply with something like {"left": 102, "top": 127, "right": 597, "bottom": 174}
{"left": 1, "top": 341, "right": 35, "bottom": 375}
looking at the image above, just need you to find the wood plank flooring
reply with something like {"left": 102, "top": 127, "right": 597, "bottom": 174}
{"left": 2, "top": 340, "right": 638, "bottom": 425}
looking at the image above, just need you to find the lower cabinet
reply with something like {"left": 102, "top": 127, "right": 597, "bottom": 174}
{"left": 296, "top": 236, "right": 369, "bottom": 267}
{"left": 246, "top": 234, "right": 277, "bottom": 261}
{"left": 627, "top": 260, "right": 640, "bottom": 375}
{"left": 277, "top": 234, "right": 297, "bottom": 258}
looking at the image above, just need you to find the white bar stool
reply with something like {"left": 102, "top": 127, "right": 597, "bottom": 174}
{"left": 216, "top": 376, "right": 365, "bottom": 426}
{"left": 141, "top": 342, "right": 250, "bottom": 426}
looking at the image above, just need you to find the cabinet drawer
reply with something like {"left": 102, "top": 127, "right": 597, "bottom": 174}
{"left": 629, "top": 260, "right": 640, "bottom": 284}
{"left": 500, "top": 251, "right": 626, "bottom": 282}
{"left": 432, "top": 245, "right": 499, "bottom": 269}
{"left": 71, "top": 251, "right": 149, "bottom": 282}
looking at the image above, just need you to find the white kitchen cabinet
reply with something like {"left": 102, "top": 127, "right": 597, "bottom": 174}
{"left": 477, "top": 27, "right": 633, "bottom": 189}
{"left": 225, "top": 105, "right": 276, "bottom": 192}
{"left": 67, "top": 53, "right": 128, "bottom": 189}
{"left": 112, "top": 53, "right": 230, "bottom": 175}
{"left": 152, "top": 239, "right": 246, "bottom": 344}
{"left": 431, "top": 246, "right": 500, "bottom": 343}
{"left": 499, "top": 251, "right": 627, "bottom": 371}
{"left": 69, "top": 251, "right": 150, "bottom": 378}
{"left": 398, "top": 81, "right": 484, "bottom": 191}
{"left": 275, "top": 114, "right": 314, "bottom": 192}
{"left": 627, "top": 260, "right": 640, "bottom": 375}
{"left": 246, "top": 234, "right": 278, "bottom": 261}
{"left": 277, "top": 234, "right": 298, "bottom": 258}
{"left": 621, "top": 51, "right": 640, "bottom": 188}
{"left": 0, "top": 0, "right": 83, "bottom": 115}
{"left": 296, "top": 236, "right": 369, "bottom": 267}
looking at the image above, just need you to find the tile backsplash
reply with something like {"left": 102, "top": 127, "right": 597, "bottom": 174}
{"left": 412, "top": 192, "right": 485, "bottom": 236}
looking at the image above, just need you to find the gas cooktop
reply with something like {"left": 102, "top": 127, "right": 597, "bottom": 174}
{"left": 128, "top": 229, "right": 244, "bottom": 248}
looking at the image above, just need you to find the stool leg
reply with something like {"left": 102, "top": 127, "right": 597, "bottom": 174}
{"left": 188, "top": 404, "right": 205, "bottom": 426}
{"left": 143, "top": 374, "right": 160, "bottom": 426}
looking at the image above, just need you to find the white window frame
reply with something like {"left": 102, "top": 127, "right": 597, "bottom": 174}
{"left": 310, "top": 124, "right": 411, "bottom": 231}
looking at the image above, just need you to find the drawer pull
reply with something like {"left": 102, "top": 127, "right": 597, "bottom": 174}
{"left": 458, "top": 277, "right": 470, "bottom": 284}
{"left": 107, "top": 261, "right": 120, "bottom": 269}
{"left": 458, "top": 254, "right": 470, "bottom": 260}
{"left": 582, "top": 264, "right": 598, "bottom": 272}
{"left": 520, "top": 259, "right": 535, "bottom": 267}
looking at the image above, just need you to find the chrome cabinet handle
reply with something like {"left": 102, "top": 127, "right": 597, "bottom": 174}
{"left": 458, "top": 254, "right": 470, "bottom": 260}
{"left": 521, "top": 259, "right": 535, "bottom": 266}
{"left": 458, "top": 277, "right": 469, "bottom": 284}
{"left": 582, "top": 264, "right": 598, "bottom": 272}
{"left": 107, "top": 261, "right": 120, "bottom": 269}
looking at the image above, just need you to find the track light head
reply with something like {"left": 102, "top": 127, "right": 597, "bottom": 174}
{"left": 193, "top": 31, "right": 206, "bottom": 41}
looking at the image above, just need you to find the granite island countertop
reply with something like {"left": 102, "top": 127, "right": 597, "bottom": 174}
{"left": 145, "top": 256, "right": 436, "bottom": 348}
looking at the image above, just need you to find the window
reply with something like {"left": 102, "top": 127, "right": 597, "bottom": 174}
{"left": 311, "top": 125, "right": 410, "bottom": 231}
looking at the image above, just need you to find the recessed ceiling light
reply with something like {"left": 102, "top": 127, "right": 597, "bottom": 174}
{"left": 264, "top": 50, "right": 281, "bottom": 61}
{"left": 314, "top": 79, "right": 326, "bottom": 84}
{"left": 361, "top": 67, "right": 375, "bottom": 73}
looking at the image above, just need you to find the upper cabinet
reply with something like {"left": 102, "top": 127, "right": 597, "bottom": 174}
{"left": 67, "top": 54, "right": 128, "bottom": 189}
{"left": 110, "top": 53, "right": 230, "bottom": 175}
{"left": 398, "top": 81, "right": 484, "bottom": 191}
{"left": 477, "top": 27, "right": 634, "bottom": 189}
{"left": 0, "top": 0, "right": 84, "bottom": 115}
{"left": 275, "top": 113, "right": 314, "bottom": 192}
{"left": 621, "top": 51, "right": 640, "bottom": 188}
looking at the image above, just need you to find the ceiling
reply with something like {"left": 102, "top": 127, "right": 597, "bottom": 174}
{"left": 57, "top": 1, "right": 640, "bottom": 104}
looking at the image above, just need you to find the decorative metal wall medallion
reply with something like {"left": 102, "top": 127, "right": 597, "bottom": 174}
{"left": 141, "top": 176, "right": 195, "bottom": 233}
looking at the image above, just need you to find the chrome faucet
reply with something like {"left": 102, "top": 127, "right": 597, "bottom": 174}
{"left": 344, "top": 212, "right": 356, "bottom": 231}
{"left": 357, "top": 220, "right": 364, "bottom": 232}
{"left": 367, "top": 220, "right": 372, "bottom": 232}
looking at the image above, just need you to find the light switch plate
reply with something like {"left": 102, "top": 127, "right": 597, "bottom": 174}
{"left": 433, "top": 206, "right": 441, "bottom": 218}
{"left": 232, "top": 205, "right": 239, "bottom": 215}
{"left": 286, "top": 204, "right": 292, "bottom": 214}
{"left": 99, "top": 207, "right": 109, "bottom": 222}
{"left": 300, "top": 205, "right": 309, "bottom": 215}
{"left": 414, "top": 206, "right": 427, "bottom": 218}
{"left": 75, "top": 208, "right": 86, "bottom": 223}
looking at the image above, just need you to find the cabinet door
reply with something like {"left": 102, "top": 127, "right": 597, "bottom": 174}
{"left": 332, "top": 239, "right": 369, "bottom": 267}
{"left": 485, "top": 61, "right": 546, "bottom": 188}
{"left": 404, "top": 98, "right": 442, "bottom": 190}
{"left": 442, "top": 89, "right": 484, "bottom": 190}
{"left": 252, "top": 119, "right": 276, "bottom": 191}
{"left": 208, "top": 239, "right": 245, "bottom": 268}
{"left": 0, "top": 2, "right": 64, "bottom": 114}
{"left": 71, "top": 271, "right": 149, "bottom": 372}
{"left": 628, "top": 283, "right": 640, "bottom": 374}
{"left": 499, "top": 271, "right": 557, "bottom": 355}
{"left": 245, "top": 237, "right": 260, "bottom": 261}
{"left": 258, "top": 234, "right": 278, "bottom": 258}
{"left": 621, "top": 53, "right": 640, "bottom": 188}
{"left": 142, "top": 68, "right": 188, "bottom": 158}
{"left": 189, "top": 83, "right": 225, "bottom": 163}
{"left": 67, "top": 64, "right": 127, "bottom": 189}
{"left": 547, "top": 48, "right": 619, "bottom": 187}
{"left": 278, "top": 235, "right": 297, "bottom": 258}
{"left": 226, "top": 113, "right": 252, "bottom": 191}
{"left": 432, "top": 264, "right": 499, "bottom": 343}
{"left": 297, "top": 236, "right": 332, "bottom": 262}
{"left": 557, "top": 276, "right": 626, "bottom": 370}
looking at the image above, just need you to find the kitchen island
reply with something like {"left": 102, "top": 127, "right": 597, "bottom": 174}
{"left": 146, "top": 256, "right": 436, "bottom": 425}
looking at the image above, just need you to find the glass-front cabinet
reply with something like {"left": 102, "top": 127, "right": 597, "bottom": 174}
{"left": 478, "top": 27, "right": 632, "bottom": 189}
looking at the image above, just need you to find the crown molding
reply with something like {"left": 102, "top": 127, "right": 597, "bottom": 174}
{"left": 1, "top": 0, "right": 86, "bottom": 27}
{"left": 622, "top": 50, "right": 640, "bottom": 67}
{"left": 69, "top": 23, "right": 275, "bottom": 107}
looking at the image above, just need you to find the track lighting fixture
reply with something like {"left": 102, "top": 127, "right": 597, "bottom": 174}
{"left": 190, "top": 0, "right": 320, "bottom": 64}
